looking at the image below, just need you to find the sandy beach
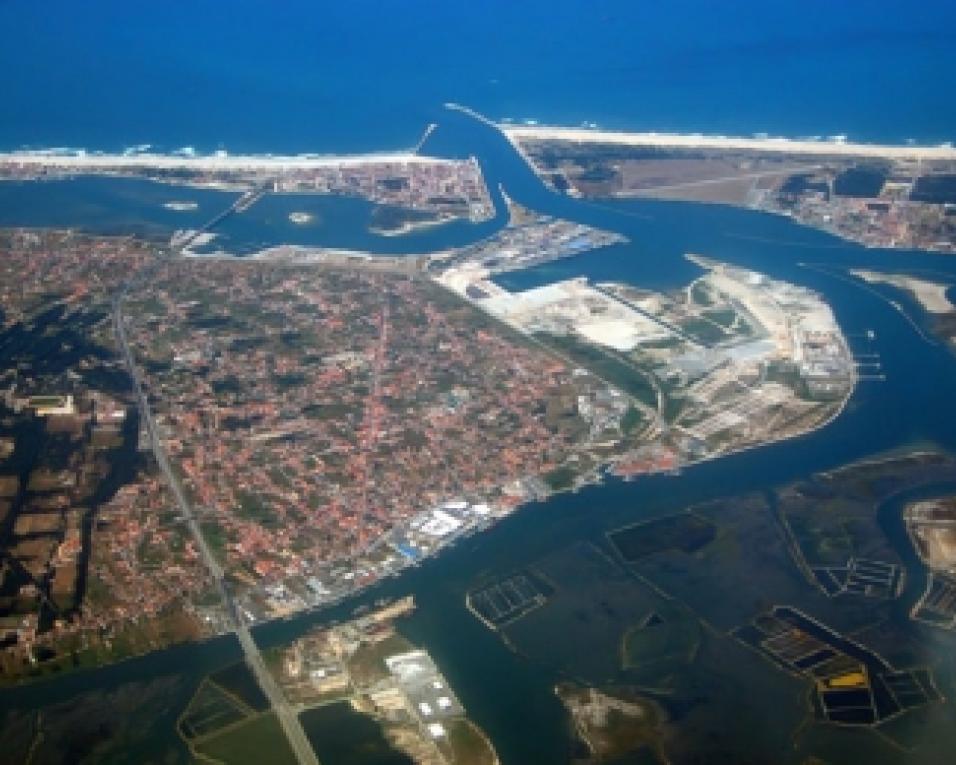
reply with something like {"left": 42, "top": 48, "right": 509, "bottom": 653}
{"left": 851, "top": 270, "right": 955, "bottom": 314}
{"left": 502, "top": 125, "right": 956, "bottom": 161}
{"left": 0, "top": 150, "right": 456, "bottom": 172}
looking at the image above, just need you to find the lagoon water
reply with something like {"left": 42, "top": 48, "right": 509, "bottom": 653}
{"left": 3, "top": 2, "right": 956, "bottom": 762}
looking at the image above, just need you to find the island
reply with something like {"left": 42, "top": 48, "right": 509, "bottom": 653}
{"left": 288, "top": 211, "right": 314, "bottom": 225}
{"left": 850, "top": 269, "right": 956, "bottom": 349}
{"left": 906, "top": 496, "right": 956, "bottom": 630}
{"left": 557, "top": 682, "right": 665, "bottom": 764}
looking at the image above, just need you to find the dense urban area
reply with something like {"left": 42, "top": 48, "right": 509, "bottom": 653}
{"left": 0, "top": 171, "right": 862, "bottom": 687}
{"left": 0, "top": 230, "right": 217, "bottom": 678}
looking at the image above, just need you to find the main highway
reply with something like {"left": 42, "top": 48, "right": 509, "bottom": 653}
{"left": 111, "top": 195, "right": 320, "bottom": 765}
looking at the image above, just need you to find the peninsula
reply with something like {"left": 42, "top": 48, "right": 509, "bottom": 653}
{"left": 502, "top": 125, "right": 956, "bottom": 161}
{"left": 849, "top": 269, "right": 956, "bottom": 349}
{"left": 0, "top": 148, "right": 496, "bottom": 230}
{"left": 906, "top": 495, "right": 956, "bottom": 630}
{"left": 485, "top": 115, "right": 956, "bottom": 253}
{"left": 263, "top": 596, "right": 498, "bottom": 764}
{"left": 0, "top": 148, "right": 452, "bottom": 172}
{"left": 851, "top": 270, "right": 955, "bottom": 314}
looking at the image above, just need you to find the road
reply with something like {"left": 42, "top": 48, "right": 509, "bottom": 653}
{"left": 615, "top": 164, "right": 823, "bottom": 197}
{"left": 112, "top": 245, "right": 319, "bottom": 765}
{"left": 174, "top": 181, "right": 272, "bottom": 250}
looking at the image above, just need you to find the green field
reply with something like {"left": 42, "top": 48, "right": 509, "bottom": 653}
{"left": 178, "top": 679, "right": 250, "bottom": 740}
{"left": 445, "top": 718, "right": 498, "bottom": 765}
{"left": 621, "top": 602, "right": 701, "bottom": 676}
{"left": 537, "top": 332, "right": 659, "bottom": 409}
{"left": 346, "top": 632, "right": 415, "bottom": 686}
{"left": 609, "top": 512, "right": 717, "bottom": 562}
{"left": 544, "top": 465, "right": 577, "bottom": 491}
{"left": 677, "top": 318, "right": 727, "bottom": 346}
{"left": 194, "top": 712, "right": 298, "bottom": 765}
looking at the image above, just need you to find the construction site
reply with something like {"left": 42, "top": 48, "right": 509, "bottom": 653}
{"left": 437, "top": 249, "right": 856, "bottom": 465}
{"left": 270, "top": 597, "right": 497, "bottom": 765}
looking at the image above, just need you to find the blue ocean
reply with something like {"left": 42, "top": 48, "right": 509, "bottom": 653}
{"left": 2, "top": 0, "right": 955, "bottom": 153}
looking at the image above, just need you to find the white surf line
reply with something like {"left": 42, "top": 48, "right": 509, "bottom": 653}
{"left": 501, "top": 125, "right": 956, "bottom": 161}
{"left": 0, "top": 149, "right": 460, "bottom": 172}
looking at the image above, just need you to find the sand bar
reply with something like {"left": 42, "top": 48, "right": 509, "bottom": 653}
{"left": 503, "top": 125, "right": 956, "bottom": 161}
{"left": 0, "top": 150, "right": 456, "bottom": 172}
{"left": 852, "top": 270, "right": 955, "bottom": 313}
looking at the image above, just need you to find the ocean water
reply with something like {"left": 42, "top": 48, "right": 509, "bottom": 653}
{"left": 2, "top": 1, "right": 956, "bottom": 153}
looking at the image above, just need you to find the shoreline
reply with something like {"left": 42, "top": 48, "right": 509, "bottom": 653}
{"left": 369, "top": 214, "right": 455, "bottom": 238}
{"left": 850, "top": 270, "right": 956, "bottom": 314}
{"left": 0, "top": 149, "right": 459, "bottom": 172}
{"left": 444, "top": 104, "right": 956, "bottom": 256}
{"left": 500, "top": 124, "right": 956, "bottom": 161}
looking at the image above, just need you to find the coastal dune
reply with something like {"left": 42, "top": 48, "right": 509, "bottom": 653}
{"left": 0, "top": 150, "right": 458, "bottom": 171}
{"left": 851, "top": 270, "right": 956, "bottom": 314}
{"left": 502, "top": 125, "right": 956, "bottom": 161}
